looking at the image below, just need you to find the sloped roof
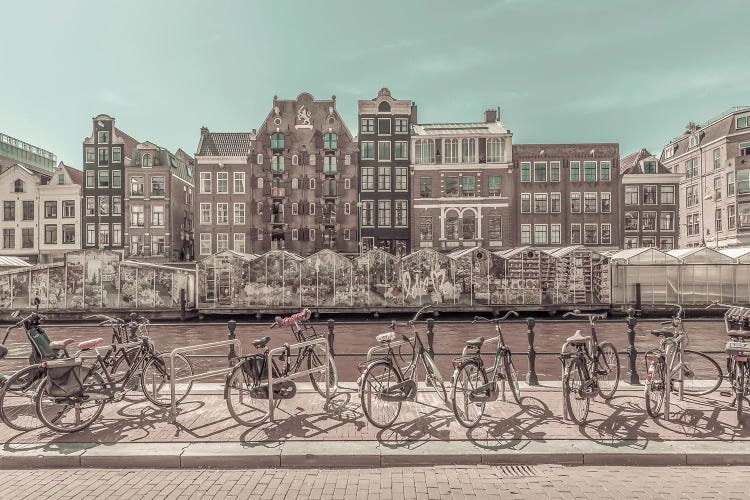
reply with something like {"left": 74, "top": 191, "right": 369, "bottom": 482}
{"left": 620, "top": 148, "right": 672, "bottom": 175}
{"left": 719, "top": 247, "right": 750, "bottom": 262}
{"left": 60, "top": 162, "right": 83, "bottom": 186}
{"left": 196, "top": 130, "right": 254, "bottom": 156}
{"left": 413, "top": 121, "right": 509, "bottom": 136}
{"left": 610, "top": 247, "right": 679, "bottom": 264}
{"left": 661, "top": 108, "right": 749, "bottom": 160}
{"left": 0, "top": 256, "right": 32, "bottom": 268}
{"left": 114, "top": 127, "right": 139, "bottom": 158}
{"left": 668, "top": 247, "right": 735, "bottom": 264}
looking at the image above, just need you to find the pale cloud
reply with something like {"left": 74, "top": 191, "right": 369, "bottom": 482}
{"left": 98, "top": 89, "right": 130, "bottom": 108}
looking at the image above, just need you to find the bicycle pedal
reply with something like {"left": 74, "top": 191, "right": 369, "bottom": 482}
{"left": 720, "top": 390, "right": 733, "bottom": 398}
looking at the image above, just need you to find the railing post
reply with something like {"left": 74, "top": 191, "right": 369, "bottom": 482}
{"left": 425, "top": 317, "right": 435, "bottom": 357}
{"left": 327, "top": 318, "right": 335, "bottom": 357}
{"left": 635, "top": 283, "right": 642, "bottom": 312}
{"left": 625, "top": 307, "right": 640, "bottom": 385}
{"left": 227, "top": 320, "right": 237, "bottom": 366}
{"left": 526, "top": 317, "right": 539, "bottom": 386}
{"left": 179, "top": 288, "right": 186, "bottom": 321}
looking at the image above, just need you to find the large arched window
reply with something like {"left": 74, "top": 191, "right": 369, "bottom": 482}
{"left": 462, "top": 210, "right": 477, "bottom": 240}
{"left": 142, "top": 154, "right": 153, "bottom": 167}
{"left": 271, "top": 133, "right": 285, "bottom": 150}
{"left": 444, "top": 209, "right": 460, "bottom": 240}
{"left": 378, "top": 101, "right": 391, "bottom": 112}
{"left": 444, "top": 139, "right": 459, "bottom": 164}
{"left": 13, "top": 179, "right": 24, "bottom": 193}
{"left": 486, "top": 138, "right": 502, "bottom": 163}
{"left": 323, "top": 133, "right": 338, "bottom": 150}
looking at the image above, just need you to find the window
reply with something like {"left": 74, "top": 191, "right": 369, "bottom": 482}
{"left": 601, "top": 224, "right": 612, "bottom": 245}
{"left": 256, "top": 202, "right": 263, "bottom": 215}
{"left": 86, "top": 170, "right": 95, "bottom": 188}
{"left": 361, "top": 118, "right": 374, "bottom": 133}
{"left": 214, "top": 172, "right": 228, "bottom": 193}
{"left": 257, "top": 228, "right": 263, "bottom": 241}
{"left": 716, "top": 208, "right": 723, "bottom": 233}
{"left": 361, "top": 142, "right": 374, "bottom": 160}
{"left": 395, "top": 118, "right": 408, "bottom": 134}
{"left": 97, "top": 130, "right": 109, "bottom": 143}
{"left": 112, "top": 147, "right": 121, "bottom": 163}
{"left": 98, "top": 196, "right": 109, "bottom": 215}
{"left": 112, "top": 170, "right": 122, "bottom": 188}
{"left": 689, "top": 135, "right": 699, "bottom": 148}
{"left": 2, "top": 228, "right": 14, "bottom": 249}
{"left": 361, "top": 201, "right": 374, "bottom": 227}
{"left": 446, "top": 212, "right": 459, "bottom": 242}
{"left": 86, "top": 224, "right": 95, "bottom": 246}
{"left": 643, "top": 185, "right": 657, "bottom": 204}
{"left": 584, "top": 224, "right": 598, "bottom": 244}
{"left": 444, "top": 138, "right": 459, "bottom": 164}
{"left": 344, "top": 229, "right": 351, "bottom": 241}
{"left": 583, "top": 161, "right": 597, "bottom": 182}
{"left": 44, "top": 201, "right": 57, "bottom": 218}
{"left": 3, "top": 201, "right": 15, "bottom": 221}
{"left": 550, "top": 192, "right": 561, "bottom": 213}
{"left": 551, "top": 224, "right": 561, "bottom": 245}
{"left": 714, "top": 176, "right": 722, "bottom": 200}
{"left": 63, "top": 225, "right": 75, "bottom": 244}
{"left": 44, "top": 225, "right": 57, "bottom": 245}
{"left": 98, "top": 170, "right": 109, "bottom": 188}
{"left": 63, "top": 200, "right": 76, "bottom": 219}
{"left": 729, "top": 205, "right": 737, "bottom": 229}
{"left": 149, "top": 235, "right": 165, "bottom": 256}
{"left": 741, "top": 142, "right": 750, "bottom": 156}
{"left": 420, "top": 177, "right": 432, "bottom": 197}
{"left": 112, "top": 196, "right": 121, "bottom": 215}
{"left": 344, "top": 202, "right": 350, "bottom": 215}
{"left": 534, "top": 224, "right": 548, "bottom": 245}
{"left": 217, "top": 203, "right": 228, "bottom": 224}
{"left": 378, "top": 142, "right": 391, "bottom": 161}
{"left": 659, "top": 237, "right": 674, "bottom": 250}
{"left": 740, "top": 203, "right": 750, "bottom": 228}
{"left": 739, "top": 170, "right": 750, "bottom": 194}
{"left": 395, "top": 167, "right": 407, "bottom": 191}
{"left": 728, "top": 172, "right": 736, "bottom": 196}
{"left": 488, "top": 216, "right": 502, "bottom": 240}
{"left": 151, "top": 205, "right": 164, "bottom": 227}
{"left": 420, "top": 216, "right": 433, "bottom": 241}
{"left": 713, "top": 148, "right": 721, "bottom": 169}
{"left": 322, "top": 178, "right": 337, "bottom": 197}
{"left": 520, "top": 162, "right": 531, "bottom": 182}
{"left": 533, "top": 162, "right": 547, "bottom": 182}
{"left": 376, "top": 118, "right": 391, "bottom": 136}
{"left": 534, "top": 193, "right": 548, "bottom": 213}
{"left": 291, "top": 154, "right": 299, "bottom": 166}
{"left": 550, "top": 161, "right": 560, "bottom": 182}
{"left": 151, "top": 176, "right": 165, "bottom": 196}
{"left": 625, "top": 236, "right": 638, "bottom": 249}
{"left": 488, "top": 175, "right": 501, "bottom": 196}
{"left": 291, "top": 202, "right": 299, "bottom": 216}
{"left": 142, "top": 153, "right": 153, "bottom": 167}
{"left": 13, "top": 179, "right": 23, "bottom": 193}
{"left": 661, "top": 185, "right": 675, "bottom": 204}
{"left": 308, "top": 178, "right": 315, "bottom": 190}
{"left": 200, "top": 203, "right": 211, "bottom": 224}
{"left": 216, "top": 234, "right": 229, "bottom": 252}
{"left": 686, "top": 184, "right": 699, "bottom": 207}
{"left": 309, "top": 228, "right": 315, "bottom": 241}
{"left": 233, "top": 172, "right": 245, "bottom": 194}
{"left": 461, "top": 138, "right": 476, "bottom": 163}
{"left": 600, "top": 161, "right": 611, "bottom": 181}
{"left": 486, "top": 138, "right": 502, "bottom": 163}
{"left": 22, "top": 201, "right": 33, "bottom": 221}
{"left": 738, "top": 116, "right": 750, "bottom": 129}
{"left": 570, "top": 192, "right": 581, "bottom": 213}
{"left": 521, "top": 193, "right": 531, "bottom": 213}
{"left": 395, "top": 201, "right": 408, "bottom": 227}
{"left": 130, "top": 206, "right": 144, "bottom": 227}
{"left": 686, "top": 157, "right": 700, "bottom": 177}
{"left": 256, "top": 153, "right": 264, "bottom": 165}
{"left": 378, "top": 200, "right": 391, "bottom": 227}
{"left": 271, "top": 155, "right": 285, "bottom": 173}
{"left": 625, "top": 212, "right": 638, "bottom": 231}
{"left": 291, "top": 229, "right": 299, "bottom": 241}
{"left": 200, "top": 234, "right": 211, "bottom": 255}
{"left": 271, "top": 133, "right": 284, "bottom": 149}
{"left": 323, "top": 132, "right": 337, "bottom": 149}
{"left": 85, "top": 147, "right": 95, "bottom": 163}
{"left": 377, "top": 166, "right": 391, "bottom": 191}
{"left": 570, "top": 161, "right": 581, "bottom": 182}
{"left": 233, "top": 233, "right": 245, "bottom": 253}
{"left": 395, "top": 141, "right": 408, "bottom": 160}
{"left": 414, "top": 139, "right": 435, "bottom": 164}
{"left": 520, "top": 224, "right": 531, "bottom": 244}
{"left": 21, "top": 228, "right": 33, "bottom": 249}
{"left": 445, "top": 176, "right": 459, "bottom": 197}
{"left": 461, "top": 176, "right": 475, "bottom": 196}
{"left": 642, "top": 212, "right": 656, "bottom": 231}
{"left": 98, "top": 148, "right": 109, "bottom": 166}
{"left": 86, "top": 197, "right": 95, "bottom": 216}
{"left": 600, "top": 192, "right": 611, "bottom": 213}
{"left": 642, "top": 160, "right": 657, "bottom": 174}
{"left": 361, "top": 167, "right": 374, "bottom": 191}
{"left": 131, "top": 176, "right": 144, "bottom": 197}
{"left": 584, "top": 192, "right": 597, "bottom": 213}
{"left": 234, "top": 203, "right": 245, "bottom": 224}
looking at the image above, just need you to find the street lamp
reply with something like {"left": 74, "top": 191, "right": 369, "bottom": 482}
{"left": 704, "top": 191, "right": 719, "bottom": 249}
{"left": 356, "top": 200, "right": 363, "bottom": 255}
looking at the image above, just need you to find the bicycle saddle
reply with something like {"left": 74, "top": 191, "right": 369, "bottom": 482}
{"left": 727, "top": 329, "right": 750, "bottom": 339}
{"left": 376, "top": 332, "right": 395, "bottom": 343}
{"left": 252, "top": 336, "right": 271, "bottom": 348}
{"left": 465, "top": 337, "right": 484, "bottom": 348}
{"left": 78, "top": 338, "right": 104, "bottom": 350}
{"left": 49, "top": 338, "right": 75, "bottom": 350}
{"left": 566, "top": 330, "right": 590, "bottom": 345}
{"left": 650, "top": 328, "right": 675, "bottom": 338}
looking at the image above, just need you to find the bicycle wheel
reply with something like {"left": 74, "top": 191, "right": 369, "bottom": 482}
{"left": 307, "top": 344, "right": 338, "bottom": 398}
{"left": 0, "top": 365, "right": 44, "bottom": 431}
{"left": 225, "top": 364, "right": 270, "bottom": 427}
{"left": 680, "top": 350, "right": 722, "bottom": 396}
{"left": 140, "top": 352, "right": 194, "bottom": 407}
{"left": 35, "top": 369, "right": 107, "bottom": 433}
{"left": 108, "top": 347, "right": 142, "bottom": 391}
{"left": 423, "top": 353, "right": 448, "bottom": 403}
{"left": 645, "top": 356, "right": 666, "bottom": 418}
{"left": 503, "top": 354, "right": 521, "bottom": 404}
{"left": 360, "top": 360, "right": 403, "bottom": 429}
{"left": 564, "top": 360, "right": 589, "bottom": 425}
{"left": 451, "top": 361, "right": 487, "bottom": 428}
{"left": 597, "top": 342, "right": 620, "bottom": 400}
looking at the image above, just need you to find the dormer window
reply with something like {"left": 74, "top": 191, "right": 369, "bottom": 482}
{"left": 737, "top": 116, "right": 750, "bottom": 130}
{"left": 643, "top": 160, "right": 657, "bottom": 174}
{"left": 271, "top": 133, "right": 285, "bottom": 150}
{"left": 689, "top": 135, "right": 700, "bottom": 148}
{"left": 97, "top": 131, "right": 109, "bottom": 144}
{"left": 142, "top": 154, "right": 153, "bottom": 167}
{"left": 14, "top": 179, "right": 24, "bottom": 193}
{"left": 664, "top": 146, "right": 675, "bottom": 159}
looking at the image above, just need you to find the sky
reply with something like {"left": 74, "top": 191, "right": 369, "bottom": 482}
{"left": 1, "top": 0, "right": 748, "bottom": 167}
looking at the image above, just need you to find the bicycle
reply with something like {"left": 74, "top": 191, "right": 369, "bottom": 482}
{"left": 224, "top": 309, "right": 337, "bottom": 427}
{"left": 450, "top": 311, "right": 521, "bottom": 428}
{"left": 33, "top": 331, "right": 194, "bottom": 433}
{"left": 559, "top": 310, "right": 620, "bottom": 424}
{"left": 357, "top": 305, "right": 449, "bottom": 429}
{"left": 709, "top": 302, "right": 750, "bottom": 425}
{"left": 644, "top": 303, "right": 722, "bottom": 419}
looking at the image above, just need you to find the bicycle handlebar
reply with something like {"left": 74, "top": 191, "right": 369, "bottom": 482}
{"left": 562, "top": 310, "right": 607, "bottom": 321}
{"left": 662, "top": 303, "right": 684, "bottom": 320}
{"left": 472, "top": 311, "right": 519, "bottom": 324}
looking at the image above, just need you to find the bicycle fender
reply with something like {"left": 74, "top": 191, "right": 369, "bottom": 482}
{"left": 450, "top": 355, "right": 478, "bottom": 369}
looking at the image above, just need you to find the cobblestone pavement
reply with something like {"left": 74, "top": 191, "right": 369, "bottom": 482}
{"left": 0, "top": 465, "right": 744, "bottom": 499}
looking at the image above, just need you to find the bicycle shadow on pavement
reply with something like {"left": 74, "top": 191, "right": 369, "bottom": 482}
{"left": 578, "top": 395, "right": 662, "bottom": 445}
{"left": 467, "top": 395, "right": 557, "bottom": 449}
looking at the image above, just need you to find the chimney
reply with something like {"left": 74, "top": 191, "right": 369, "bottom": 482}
{"left": 200, "top": 126, "right": 209, "bottom": 136}
{"left": 484, "top": 109, "right": 497, "bottom": 123}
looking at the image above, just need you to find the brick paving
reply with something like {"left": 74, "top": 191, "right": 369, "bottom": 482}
{"left": 0, "top": 465, "right": 745, "bottom": 499}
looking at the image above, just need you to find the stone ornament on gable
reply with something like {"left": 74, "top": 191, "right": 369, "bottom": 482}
{"left": 296, "top": 105, "right": 312, "bottom": 128}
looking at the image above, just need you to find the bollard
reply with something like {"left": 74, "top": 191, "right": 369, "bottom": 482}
{"left": 179, "top": 289, "right": 186, "bottom": 321}
{"left": 327, "top": 319, "right": 335, "bottom": 357}
{"left": 227, "top": 320, "right": 237, "bottom": 366}
{"left": 635, "top": 283, "right": 642, "bottom": 313}
{"left": 425, "top": 317, "right": 435, "bottom": 357}
{"left": 526, "top": 317, "right": 539, "bottom": 386}
{"left": 625, "top": 307, "right": 640, "bottom": 385}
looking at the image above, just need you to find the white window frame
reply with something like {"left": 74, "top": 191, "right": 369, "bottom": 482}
{"left": 234, "top": 172, "right": 245, "bottom": 194}
{"left": 309, "top": 178, "right": 316, "bottom": 190}
{"left": 571, "top": 223, "right": 582, "bottom": 245}
{"left": 234, "top": 202, "right": 245, "bottom": 224}
{"left": 361, "top": 141, "right": 375, "bottom": 160}
{"left": 378, "top": 141, "right": 391, "bottom": 162}
{"left": 601, "top": 223, "right": 612, "bottom": 245}
{"left": 216, "top": 203, "right": 229, "bottom": 225}
{"left": 233, "top": 233, "right": 245, "bottom": 253}
{"left": 378, "top": 118, "right": 391, "bottom": 136}
{"left": 520, "top": 224, "right": 531, "bottom": 244}
{"left": 291, "top": 228, "right": 299, "bottom": 241}
{"left": 309, "top": 203, "right": 315, "bottom": 215}
{"left": 551, "top": 223, "right": 561, "bottom": 245}
{"left": 200, "top": 203, "right": 211, "bottom": 224}
{"left": 583, "top": 223, "right": 598, "bottom": 244}
{"left": 534, "top": 224, "right": 548, "bottom": 245}
{"left": 216, "top": 233, "right": 229, "bottom": 252}
{"left": 395, "top": 141, "right": 409, "bottom": 160}
{"left": 551, "top": 192, "right": 561, "bottom": 213}
{"left": 217, "top": 172, "right": 229, "bottom": 194}
{"left": 521, "top": 193, "right": 531, "bottom": 213}
{"left": 200, "top": 172, "right": 211, "bottom": 194}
